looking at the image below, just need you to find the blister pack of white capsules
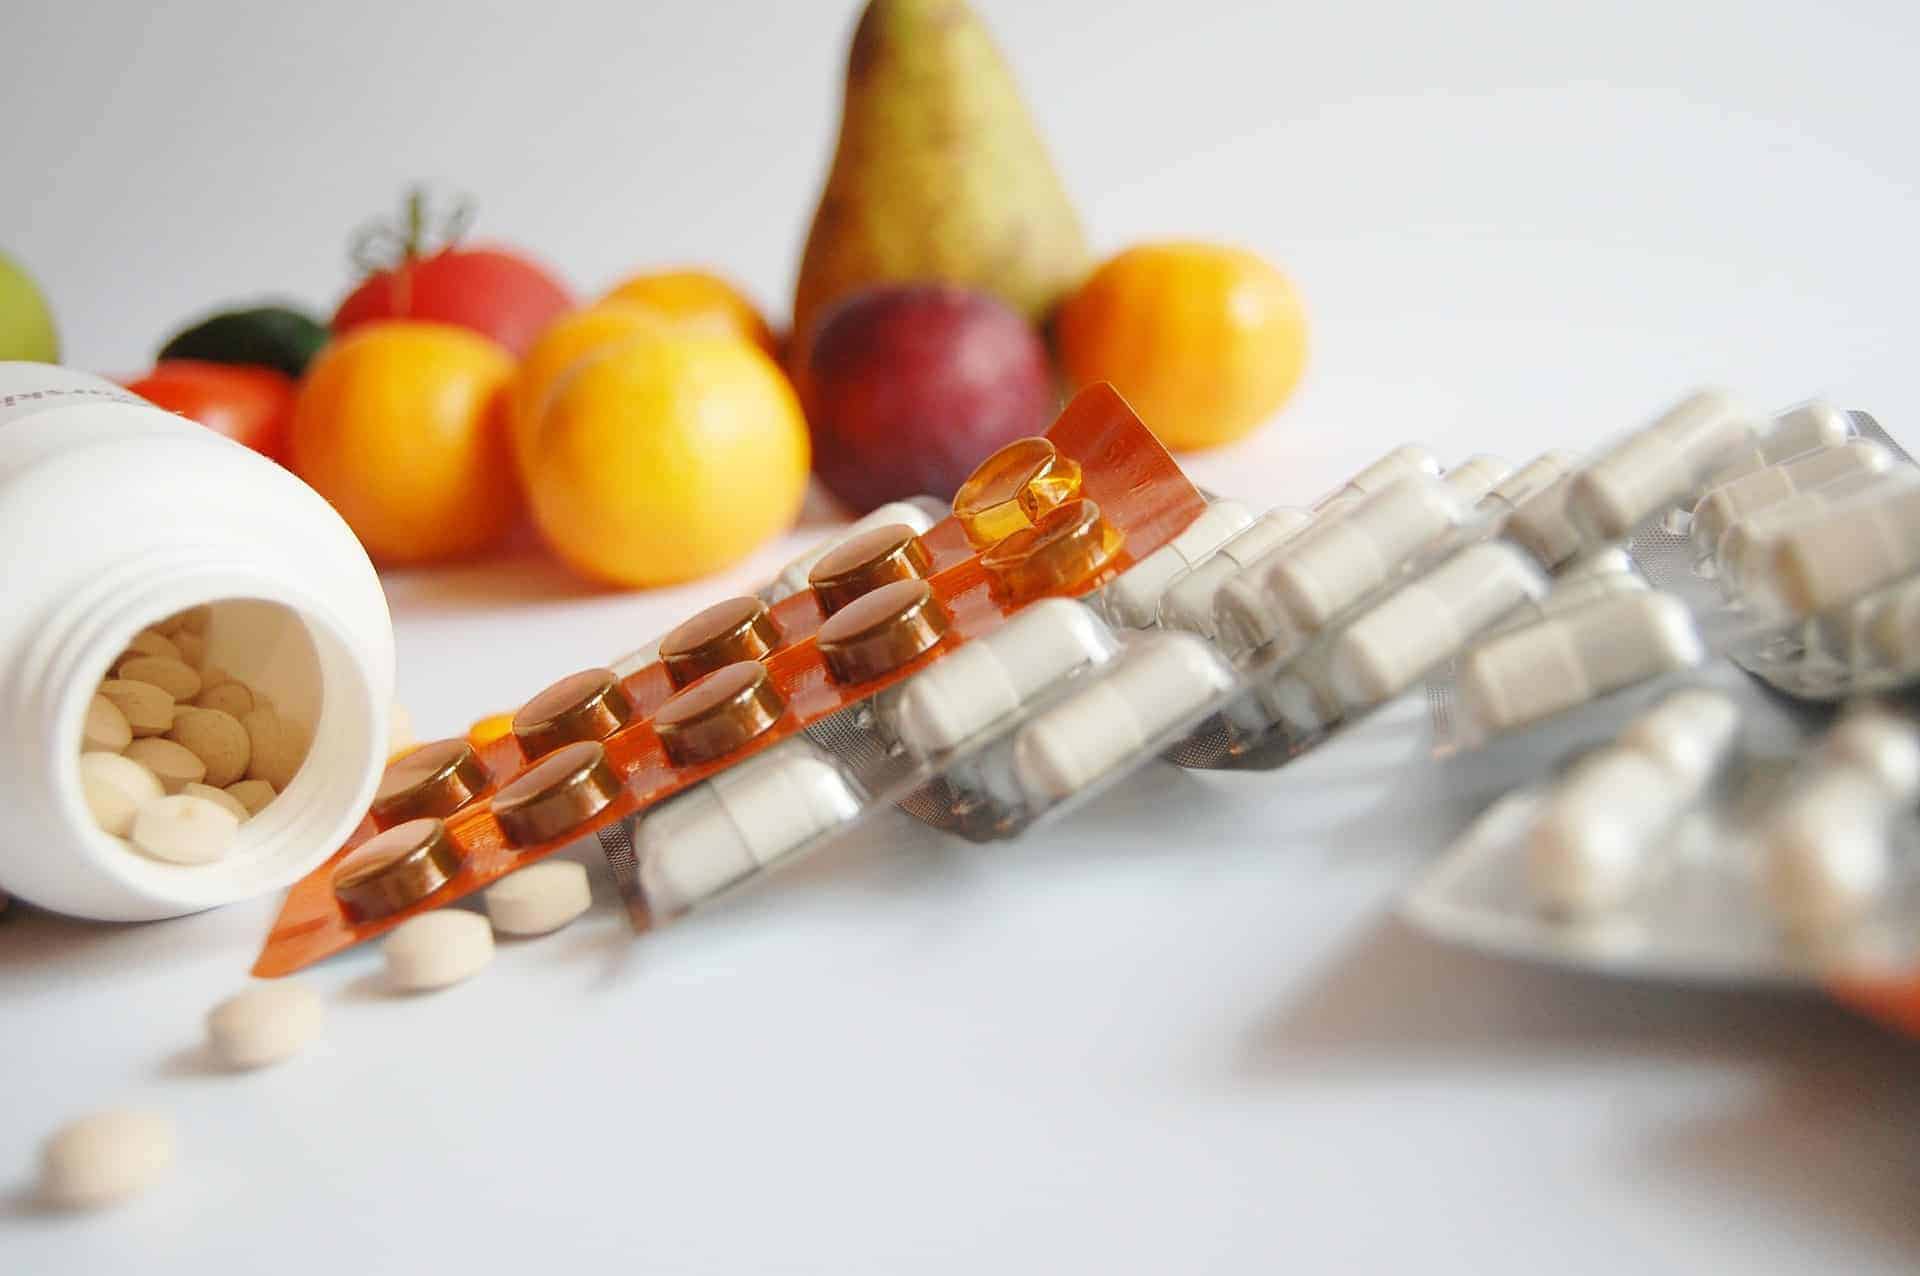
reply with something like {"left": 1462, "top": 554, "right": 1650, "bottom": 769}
{"left": 1060, "top": 441, "right": 1579, "bottom": 771}
{"left": 1613, "top": 402, "right": 1920, "bottom": 701}
{"left": 1394, "top": 392, "right": 1920, "bottom": 758}
{"left": 1403, "top": 675, "right": 1920, "bottom": 986}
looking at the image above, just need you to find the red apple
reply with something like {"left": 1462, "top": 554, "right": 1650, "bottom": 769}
{"left": 803, "top": 285, "right": 1057, "bottom": 512}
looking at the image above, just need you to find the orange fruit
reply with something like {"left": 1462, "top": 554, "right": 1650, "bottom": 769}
{"left": 526, "top": 334, "right": 809, "bottom": 587}
{"left": 467, "top": 711, "right": 515, "bottom": 747}
{"left": 509, "top": 303, "right": 667, "bottom": 482}
{"left": 289, "top": 321, "right": 517, "bottom": 565}
{"left": 597, "top": 270, "right": 777, "bottom": 357}
{"left": 1054, "top": 242, "right": 1308, "bottom": 451}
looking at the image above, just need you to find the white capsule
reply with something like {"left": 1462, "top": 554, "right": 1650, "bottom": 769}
{"left": 1711, "top": 470, "right": 1904, "bottom": 597}
{"left": 1486, "top": 570, "right": 1649, "bottom": 640}
{"left": 1527, "top": 747, "right": 1689, "bottom": 915}
{"left": 764, "top": 499, "right": 941, "bottom": 604}
{"left": 1459, "top": 591, "right": 1704, "bottom": 735}
{"left": 383, "top": 909, "right": 494, "bottom": 991}
{"left": 889, "top": 598, "right": 1116, "bottom": 757}
{"left": 1616, "top": 688, "right": 1741, "bottom": 791}
{"left": 1103, "top": 500, "right": 1252, "bottom": 628}
{"left": 1558, "top": 545, "right": 1636, "bottom": 581}
{"left": 1751, "top": 477, "right": 1920, "bottom": 617}
{"left": 1228, "top": 668, "right": 1340, "bottom": 739}
{"left": 1502, "top": 473, "right": 1588, "bottom": 570}
{"left": 205, "top": 981, "right": 324, "bottom": 1070}
{"left": 1566, "top": 389, "right": 1759, "bottom": 540}
{"left": 1858, "top": 575, "right": 1920, "bottom": 677}
{"left": 636, "top": 740, "right": 863, "bottom": 918}
{"left": 39, "top": 1109, "right": 175, "bottom": 1210}
{"left": 484, "top": 860, "right": 594, "bottom": 936}
{"left": 1312, "top": 443, "right": 1440, "bottom": 510}
{"left": 1215, "top": 476, "right": 1465, "bottom": 657}
{"left": 1158, "top": 507, "right": 1314, "bottom": 636}
{"left": 1761, "top": 765, "right": 1897, "bottom": 933}
{"left": 1328, "top": 543, "right": 1547, "bottom": 708}
{"left": 1483, "top": 450, "right": 1582, "bottom": 513}
{"left": 1689, "top": 440, "right": 1893, "bottom": 560}
{"left": 1013, "top": 633, "right": 1235, "bottom": 802}
{"left": 1440, "top": 454, "right": 1514, "bottom": 505}
{"left": 1820, "top": 710, "right": 1920, "bottom": 801}
{"left": 1710, "top": 400, "right": 1854, "bottom": 484}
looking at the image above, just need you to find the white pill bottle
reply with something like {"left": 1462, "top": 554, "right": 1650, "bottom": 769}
{"left": 0, "top": 362, "right": 394, "bottom": 920}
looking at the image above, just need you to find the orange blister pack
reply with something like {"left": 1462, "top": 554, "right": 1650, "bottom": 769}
{"left": 254, "top": 385, "right": 1206, "bottom": 975}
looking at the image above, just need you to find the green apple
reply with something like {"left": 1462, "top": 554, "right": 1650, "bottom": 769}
{"left": 0, "top": 251, "right": 59, "bottom": 362}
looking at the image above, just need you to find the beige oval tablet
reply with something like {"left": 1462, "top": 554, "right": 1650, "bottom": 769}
{"left": 225, "top": 779, "right": 277, "bottom": 816}
{"left": 80, "top": 751, "right": 165, "bottom": 838}
{"left": 183, "top": 782, "right": 250, "bottom": 822}
{"left": 206, "top": 981, "right": 322, "bottom": 1069}
{"left": 98, "top": 679, "right": 174, "bottom": 737}
{"left": 124, "top": 738, "right": 207, "bottom": 793}
{"left": 241, "top": 709, "right": 307, "bottom": 791}
{"left": 83, "top": 694, "right": 132, "bottom": 753}
{"left": 159, "top": 604, "right": 211, "bottom": 636}
{"left": 118, "top": 656, "right": 202, "bottom": 703}
{"left": 484, "top": 861, "right": 593, "bottom": 936}
{"left": 384, "top": 910, "right": 495, "bottom": 991}
{"left": 123, "top": 630, "right": 180, "bottom": 662}
{"left": 195, "top": 680, "right": 253, "bottom": 717}
{"left": 40, "top": 1109, "right": 175, "bottom": 1210}
{"left": 169, "top": 707, "right": 250, "bottom": 788}
{"left": 172, "top": 630, "right": 206, "bottom": 671}
{"left": 130, "top": 793, "right": 239, "bottom": 864}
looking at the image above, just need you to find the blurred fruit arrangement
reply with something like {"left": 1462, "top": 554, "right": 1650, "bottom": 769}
{"left": 5, "top": 0, "right": 1308, "bottom": 586}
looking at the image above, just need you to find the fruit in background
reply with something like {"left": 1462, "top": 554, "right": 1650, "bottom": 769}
{"left": 804, "top": 284, "right": 1055, "bottom": 513}
{"left": 0, "top": 250, "right": 59, "bottom": 362}
{"left": 598, "top": 270, "right": 777, "bottom": 357}
{"left": 332, "top": 190, "right": 572, "bottom": 357}
{"left": 158, "top": 304, "right": 329, "bottom": 379}
{"left": 526, "top": 335, "right": 809, "bottom": 587}
{"left": 508, "top": 303, "right": 666, "bottom": 483}
{"left": 289, "top": 321, "right": 518, "bottom": 565}
{"left": 791, "top": 0, "right": 1087, "bottom": 351}
{"left": 124, "top": 360, "right": 296, "bottom": 461}
{"left": 1055, "top": 242, "right": 1308, "bottom": 452}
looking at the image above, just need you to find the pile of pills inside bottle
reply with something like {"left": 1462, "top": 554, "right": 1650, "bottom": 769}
{"left": 78, "top": 606, "right": 311, "bottom": 864}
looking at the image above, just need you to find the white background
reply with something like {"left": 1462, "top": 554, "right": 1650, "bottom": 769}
{"left": 5, "top": 0, "right": 1920, "bottom": 1271}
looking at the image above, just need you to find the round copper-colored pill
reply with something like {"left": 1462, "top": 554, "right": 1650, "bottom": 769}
{"left": 815, "top": 578, "right": 951, "bottom": 683}
{"left": 369, "top": 738, "right": 493, "bottom": 828}
{"left": 512, "top": 668, "right": 634, "bottom": 759}
{"left": 653, "top": 661, "right": 787, "bottom": 765}
{"left": 952, "top": 436, "right": 1084, "bottom": 547}
{"left": 491, "top": 740, "right": 624, "bottom": 846}
{"left": 332, "top": 818, "right": 463, "bottom": 920}
{"left": 658, "top": 596, "right": 782, "bottom": 687}
{"left": 807, "top": 523, "right": 932, "bottom": 614}
{"left": 980, "top": 498, "right": 1125, "bottom": 600}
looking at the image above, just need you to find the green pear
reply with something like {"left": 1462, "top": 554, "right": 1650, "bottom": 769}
{"left": 792, "top": 0, "right": 1088, "bottom": 347}
{"left": 0, "top": 250, "right": 59, "bottom": 363}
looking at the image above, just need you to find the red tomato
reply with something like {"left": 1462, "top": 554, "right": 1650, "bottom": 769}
{"left": 123, "top": 359, "right": 296, "bottom": 461}
{"left": 332, "top": 246, "right": 572, "bottom": 357}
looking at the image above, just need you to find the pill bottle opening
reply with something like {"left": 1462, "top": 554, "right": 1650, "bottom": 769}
{"left": 55, "top": 593, "right": 382, "bottom": 911}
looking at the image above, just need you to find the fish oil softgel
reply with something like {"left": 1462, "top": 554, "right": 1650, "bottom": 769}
{"left": 1407, "top": 687, "right": 1920, "bottom": 985}
{"left": 255, "top": 385, "right": 1216, "bottom": 974}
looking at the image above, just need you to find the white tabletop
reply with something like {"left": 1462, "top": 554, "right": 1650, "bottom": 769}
{"left": 7, "top": 0, "right": 1920, "bottom": 1270}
